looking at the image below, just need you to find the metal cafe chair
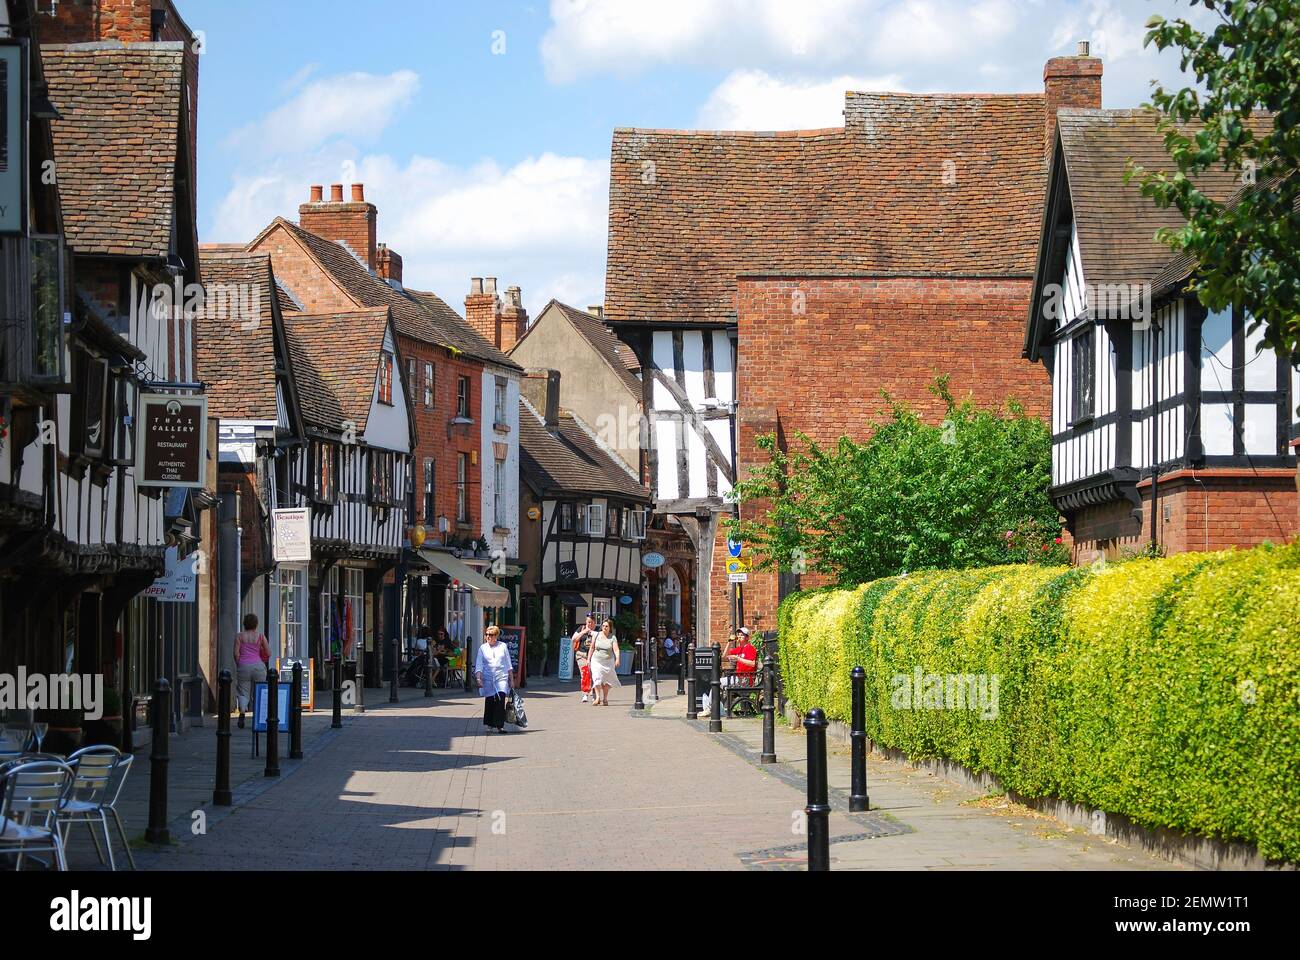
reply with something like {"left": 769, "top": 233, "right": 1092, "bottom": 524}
{"left": 445, "top": 650, "right": 466, "bottom": 688}
{"left": 0, "top": 759, "right": 76, "bottom": 871}
{"left": 58, "top": 745, "right": 136, "bottom": 871}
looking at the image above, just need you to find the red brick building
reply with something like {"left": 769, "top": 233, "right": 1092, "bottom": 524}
{"left": 605, "top": 52, "right": 1103, "bottom": 646}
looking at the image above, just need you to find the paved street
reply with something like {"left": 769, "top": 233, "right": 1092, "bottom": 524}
{"left": 56, "top": 676, "right": 1186, "bottom": 872}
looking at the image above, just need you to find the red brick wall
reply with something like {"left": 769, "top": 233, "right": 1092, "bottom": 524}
{"left": 1043, "top": 55, "right": 1103, "bottom": 164}
{"left": 247, "top": 224, "right": 354, "bottom": 313}
{"left": 298, "top": 193, "right": 377, "bottom": 272}
{"left": 36, "top": 0, "right": 152, "bottom": 44}
{"left": 1070, "top": 469, "right": 1298, "bottom": 561}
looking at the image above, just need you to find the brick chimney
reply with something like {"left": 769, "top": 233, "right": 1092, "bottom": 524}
{"left": 465, "top": 277, "right": 502, "bottom": 349}
{"left": 36, "top": 0, "right": 153, "bottom": 45}
{"left": 299, "top": 183, "right": 378, "bottom": 271}
{"left": 1044, "top": 41, "right": 1103, "bottom": 165}
{"left": 498, "top": 286, "right": 529, "bottom": 353}
{"left": 522, "top": 369, "right": 561, "bottom": 433}
{"left": 377, "top": 243, "right": 403, "bottom": 287}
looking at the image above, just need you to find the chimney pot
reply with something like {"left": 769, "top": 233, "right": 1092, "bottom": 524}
{"left": 485, "top": 277, "right": 498, "bottom": 296}
{"left": 351, "top": 184, "right": 365, "bottom": 202}
{"left": 506, "top": 285, "right": 522, "bottom": 308}
{"left": 471, "top": 278, "right": 484, "bottom": 296}
{"left": 310, "top": 185, "right": 324, "bottom": 203}
{"left": 330, "top": 184, "right": 344, "bottom": 203}
{"left": 1077, "top": 39, "right": 1090, "bottom": 57}
{"left": 587, "top": 305, "right": 604, "bottom": 320}
{"left": 545, "top": 370, "right": 561, "bottom": 432}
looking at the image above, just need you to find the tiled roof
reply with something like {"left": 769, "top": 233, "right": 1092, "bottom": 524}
{"left": 42, "top": 43, "right": 185, "bottom": 258}
{"left": 606, "top": 93, "right": 1048, "bottom": 325}
{"left": 519, "top": 400, "right": 650, "bottom": 501}
{"left": 550, "top": 301, "right": 642, "bottom": 395}
{"left": 403, "top": 288, "right": 522, "bottom": 370}
{"left": 282, "top": 308, "right": 391, "bottom": 434}
{"left": 194, "top": 252, "right": 280, "bottom": 422}
{"left": 1056, "top": 109, "right": 1257, "bottom": 289}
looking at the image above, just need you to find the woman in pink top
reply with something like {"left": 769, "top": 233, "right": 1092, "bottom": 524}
{"left": 234, "top": 614, "right": 270, "bottom": 729}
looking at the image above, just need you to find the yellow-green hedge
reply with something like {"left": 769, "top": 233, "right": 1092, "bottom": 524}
{"left": 776, "top": 542, "right": 1300, "bottom": 861}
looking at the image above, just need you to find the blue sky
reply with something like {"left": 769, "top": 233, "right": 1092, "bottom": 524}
{"left": 187, "top": 0, "right": 1211, "bottom": 318}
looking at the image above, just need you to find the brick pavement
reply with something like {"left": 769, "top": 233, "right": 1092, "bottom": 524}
{"left": 59, "top": 676, "right": 1185, "bottom": 871}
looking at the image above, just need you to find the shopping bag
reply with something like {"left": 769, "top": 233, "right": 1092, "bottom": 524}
{"left": 580, "top": 664, "right": 592, "bottom": 693}
{"left": 509, "top": 689, "right": 528, "bottom": 728}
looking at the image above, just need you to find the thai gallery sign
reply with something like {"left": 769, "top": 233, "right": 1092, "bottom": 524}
{"left": 273, "top": 508, "right": 312, "bottom": 563}
{"left": 136, "top": 395, "right": 208, "bottom": 488}
{"left": 0, "top": 40, "right": 29, "bottom": 236}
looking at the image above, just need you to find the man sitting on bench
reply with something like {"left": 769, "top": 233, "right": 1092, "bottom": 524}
{"left": 702, "top": 627, "right": 758, "bottom": 716}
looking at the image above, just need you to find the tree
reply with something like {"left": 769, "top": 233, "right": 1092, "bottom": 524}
{"left": 1128, "top": 0, "right": 1300, "bottom": 367}
{"left": 724, "top": 379, "right": 1066, "bottom": 587}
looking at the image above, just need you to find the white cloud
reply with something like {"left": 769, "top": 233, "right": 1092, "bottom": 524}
{"left": 697, "top": 70, "right": 906, "bottom": 130}
{"left": 229, "top": 69, "right": 420, "bottom": 155}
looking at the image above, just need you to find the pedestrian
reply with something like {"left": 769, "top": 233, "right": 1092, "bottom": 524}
{"left": 233, "top": 614, "right": 270, "bottom": 729}
{"left": 572, "top": 615, "right": 598, "bottom": 703}
{"left": 475, "top": 625, "right": 514, "bottom": 733}
{"left": 588, "top": 618, "right": 621, "bottom": 707}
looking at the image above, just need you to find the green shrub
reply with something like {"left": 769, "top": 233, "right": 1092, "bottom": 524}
{"left": 777, "top": 542, "right": 1300, "bottom": 862}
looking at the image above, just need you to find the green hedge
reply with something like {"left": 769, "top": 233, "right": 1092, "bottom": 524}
{"left": 777, "top": 542, "right": 1300, "bottom": 862}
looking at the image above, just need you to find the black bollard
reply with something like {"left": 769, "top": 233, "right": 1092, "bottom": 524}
{"left": 424, "top": 643, "right": 434, "bottom": 698}
{"left": 685, "top": 643, "right": 698, "bottom": 720}
{"left": 760, "top": 655, "right": 776, "bottom": 764}
{"left": 331, "top": 655, "right": 343, "bottom": 729}
{"left": 290, "top": 662, "right": 304, "bottom": 760}
{"left": 213, "top": 671, "right": 233, "bottom": 806}
{"left": 389, "top": 637, "right": 400, "bottom": 703}
{"left": 633, "top": 639, "right": 645, "bottom": 711}
{"left": 804, "top": 708, "right": 831, "bottom": 871}
{"left": 677, "top": 643, "right": 686, "bottom": 696}
{"left": 265, "top": 668, "right": 281, "bottom": 777}
{"left": 850, "top": 666, "right": 870, "bottom": 812}
{"left": 708, "top": 642, "right": 722, "bottom": 733}
{"left": 145, "top": 679, "right": 171, "bottom": 845}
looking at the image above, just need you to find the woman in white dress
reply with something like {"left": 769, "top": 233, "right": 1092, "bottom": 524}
{"left": 475, "top": 625, "right": 514, "bottom": 733}
{"left": 588, "top": 619, "right": 621, "bottom": 706}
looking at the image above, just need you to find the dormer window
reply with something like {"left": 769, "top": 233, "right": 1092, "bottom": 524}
{"left": 379, "top": 351, "right": 394, "bottom": 405}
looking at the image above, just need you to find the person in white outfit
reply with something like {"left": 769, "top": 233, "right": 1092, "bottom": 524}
{"left": 475, "top": 625, "right": 514, "bottom": 733}
{"left": 588, "top": 619, "right": 621, "bottom": 706}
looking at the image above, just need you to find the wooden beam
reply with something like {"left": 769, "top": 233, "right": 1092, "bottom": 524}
{"left": 650, "top": 369, "right": 736, "bottom": 485}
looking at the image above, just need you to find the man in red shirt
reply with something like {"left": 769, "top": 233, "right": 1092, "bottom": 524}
{"left": 727, "top": 627, "right": 758, "bottom": 678}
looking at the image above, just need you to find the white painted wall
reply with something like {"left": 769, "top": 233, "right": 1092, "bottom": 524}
{"left": 363, "top": 325, "right": 412, "bottom": 455}
{"left": 480, "top": 369, "right": 520, "bottom": 558}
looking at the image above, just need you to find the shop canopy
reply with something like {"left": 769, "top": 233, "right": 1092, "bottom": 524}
{"left": 416, "top": 549, "right": 510, "bottom": 608}
{"left": 555, "top": 591, "right": 589, "bottom": 608}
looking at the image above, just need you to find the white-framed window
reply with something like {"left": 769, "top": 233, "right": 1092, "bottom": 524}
{"left": 457, "top": 453, "right": 469, "bottom": 521}
{"left": 493, "top": 458, "right": 506, "bottom": 528}
{"left": 660, "top": 567, "right": 681, "bottom": 629}
{"left": 424, "top": 362, "right": 434, "bottom": 408}
{"left": 456, "top": 376, "right": 471, "bottom": 419}
{"left": 494, "top": 377, "right": 508, "bottom": 426}
{"left": 578, "top": 502, "right": 605, "bottom": 537}
{"left": 625, "top": 507, "right": 648, "bottom": 541}
{"left": 591, "top": 597, "right": 612, "bottom": 626}
{"left": 277, "top": 566, "right": 307, "bottom": 662}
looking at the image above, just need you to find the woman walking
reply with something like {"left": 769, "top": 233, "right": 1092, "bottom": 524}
{"left": 588, "top": 619, "right": 621, "bottom": 706}
{"left": 475, "top": 625, "right": 514, "bottom": 733}
{"left": 233, "top": 614, "right": 270, "bottom": 729}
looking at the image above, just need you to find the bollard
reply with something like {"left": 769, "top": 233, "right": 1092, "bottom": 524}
{"left": 804, "top": 708, "right": 830, "bottom": 871}
{"left": 677, "top": 643, "right": 686, "bottom": 696}
{"left": 332, "top": 655, "right": 343, "bottom": 729}
{"left": 849, "top": 666, "right": 870, "bottom": 812}
{"left": 290, "top": 662, "right": 304, "bottom": 760}
{"left": 389, "top": 637, "right": 400, "bottom": 704}
{"left": 213, "top": 671, "right": 233, "bottom": 806}
{"left": 424, "top": 643, "right": 434, "bottom": 698}
{"left": 685, "top": 643, "right": 698, "bottom": 720}
{"left": 145, "top": 678, "right": 171, "bottom": 845}
{"left": 265, "top": 668, "right": 281, "bottom": 778}
{"left": 760, "top": 655, "right": 776, "bottom": 764}
{"left": 633, "top": 639, "right": 645, "bottom": 711}
{"left": 708, "top": 642, "right": 722, "bottom": 733}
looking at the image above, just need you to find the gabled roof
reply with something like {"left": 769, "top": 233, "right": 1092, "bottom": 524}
{"left": 519, "top": 399, "right": 650, "bottom": 501}
{"left": 606, "top": 92, "right": 1049, "bottom": 326}
{"left": 281, "top": 308, "right": 391, "bottom": 435}
{"left": 518, "top": 300, "right": 642, "bottom": 396}
{"left": 194, "top": 252, "right": 284, "bottom": 423}
{"left": 403, "top": 287, "right": 522, "bottom": 371}
{"left": 42, "top": 42, "right": 186, "bottom": 259}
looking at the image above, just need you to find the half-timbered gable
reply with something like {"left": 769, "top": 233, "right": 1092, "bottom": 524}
{"left": 1026, "top": 108, "right": 1297, "bottom": 558}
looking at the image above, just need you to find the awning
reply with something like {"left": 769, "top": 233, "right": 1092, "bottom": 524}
{"left": 555, "top": 591, "right": 588, "bottom": 608}
{"left": 417, "top": 549, "right": 510, "bottom": 608}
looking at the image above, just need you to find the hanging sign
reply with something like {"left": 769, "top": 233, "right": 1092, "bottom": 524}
{"left": 273, "top": 508, "right": 312, "bottom": 563}
{"left": 136, "top": 395, "right": 208, "bottom": 489}
{"left": 0, "top": 40, "right": 28, "bottom": 236}
{"left": 140, "top": 546, "right": 198, "bottom": 602}
{"left": 642, "top": 552, "right": 666, "bottom": 569}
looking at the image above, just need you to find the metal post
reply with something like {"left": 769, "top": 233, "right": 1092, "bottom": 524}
{"left": 265, "top": 668, "right": 280, "bottom": 777}
{"left": 685, "top": 643, "right": 697, "bottom": 720}
{"left": 331, "top": 654, "right": 343, "bottom": 729}
{"left": 649, "top": 632, "right": 659, "bottom": 702}
{"left": 804, "top": 708, "right": 830, "bottom": 871}
{"left": 290, "top": 662, "right": 304, "bottom": 760}
{"left": 677, "top": 641, "right": 686, "bottom": 696}
{"left": 213, "top": 671, "right": 233, "bottom": 806}
{"left": 633, "top": 639, "right": 645, "bottom": 711}
{"left": 145, "top": 679, "right": 170, "bottom": 845}
{"left": 850, "top": 666, "right": 870, "bottom": 812}
{"left": 708, "top": 642, "right": 722, "bottom": 733}
{"left": 760, "top": 655, "right": 776, "bottom": 764}
{"left": 424, "top": 628, "right": 434, "bottom": 698}
{"left": 389, "top": 635, "right": 400, "bottom": 704}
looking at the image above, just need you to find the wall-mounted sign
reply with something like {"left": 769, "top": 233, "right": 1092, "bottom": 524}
{"left": 642, "top": 552, "right": 666, "bottom": 569}
{"left": 727, "top": 539, "right": 744, "bottom": 559}
{"left": 619, "top": 595, "right": 633, "bottom": 605}
{"left": 273, "top": 508, "right": 312, "bottom": 563}
{"left": 140, "top": 546, "right": 198, "bottom": 603}
{"left": 136, "top": 394, "right": 208, "bottom": 489}
{"left": 558, "top": 560, "right": 578, "bottom": 581}
{"left": 0, "top": 40, "right": 29, "bottom": 236}
{"left": 725, "top": 558, "right": 749, "bottom": 576}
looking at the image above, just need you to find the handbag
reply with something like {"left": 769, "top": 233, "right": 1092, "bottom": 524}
{"left": 506, "top": 689, "right": 528, "bottom": 728}
{"left": 580, "top": 664, "right": 592, "bottom": 693}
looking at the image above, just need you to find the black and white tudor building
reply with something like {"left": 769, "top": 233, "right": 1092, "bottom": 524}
{"left": 1026, "top": 109, "right": 1298, "bottom": 558}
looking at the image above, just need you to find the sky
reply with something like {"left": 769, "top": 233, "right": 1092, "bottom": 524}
{"left": 187, "top": 0, "right": 1215, "bottom": 320}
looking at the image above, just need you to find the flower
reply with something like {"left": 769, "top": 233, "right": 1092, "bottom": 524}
{"left": 1041, "top": 544, "right": 1051, "bottom": 551}
{"left": 1054, "top": 537, "right": 1063, "bottom": 545}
